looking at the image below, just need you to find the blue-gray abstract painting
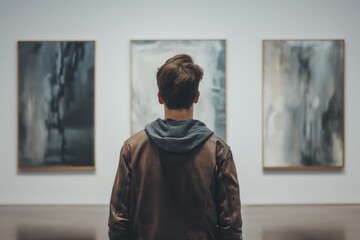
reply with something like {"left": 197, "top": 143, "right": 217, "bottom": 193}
{"left": 263, "top": 40, "right": 344, "bottom": 169}
{"left": 18, "top": 41, "right": 95, "bottom": 170}
{"left": 131, "top": 40, "right": 226, "bottom": 139}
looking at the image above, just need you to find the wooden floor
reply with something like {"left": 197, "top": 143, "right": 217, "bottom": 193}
{"left": 0, "top": 205, "right": 359, "bottom": 239}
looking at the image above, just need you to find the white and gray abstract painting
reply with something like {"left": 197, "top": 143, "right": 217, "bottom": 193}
{"left": 131, "top": 40, "right": 226, "bottom": 139}
{"left": 18, "top": 41, "right": 95, "bottom": 169}
{"left": 263, "top": 40, "right": 344, "bottom": 168}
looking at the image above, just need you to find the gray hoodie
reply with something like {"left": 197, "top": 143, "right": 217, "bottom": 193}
{"left": 145, "top": 118, "right": 214, "bottom": 154}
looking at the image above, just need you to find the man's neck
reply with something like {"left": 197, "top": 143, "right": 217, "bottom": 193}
{"left": 164, "top": 106, "right": 193, "bottom": 121}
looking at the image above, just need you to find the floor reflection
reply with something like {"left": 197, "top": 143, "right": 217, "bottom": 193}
{"left": 17, "top": 225, "right": 95, "bottom": 240}
{"left": 262, "top": 228, "right": 345, "bottom": 240}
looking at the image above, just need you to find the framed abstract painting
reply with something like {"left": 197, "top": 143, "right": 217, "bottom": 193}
{"left": 17, "top": 40, "right": 95, "bottom": 171}
{"left": 262, "top": 39, "right": 345, "bottom": 170}
{"left": 131, "top": 40, "right": 226, "bottom": 139}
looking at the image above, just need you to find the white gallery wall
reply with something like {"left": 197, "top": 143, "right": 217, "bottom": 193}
{"left": 0, "top": 0, "right": 359, "bottom": 205}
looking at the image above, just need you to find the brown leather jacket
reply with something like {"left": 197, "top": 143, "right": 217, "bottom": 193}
{"left": 108, "top": 125, "right": 242, "bottom": 240}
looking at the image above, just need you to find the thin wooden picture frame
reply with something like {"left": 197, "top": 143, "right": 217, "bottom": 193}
{"left": 262, "top": 39, "right": 345, "bottom": 171}
{"left": 17, "top": 40, "right": 96, "bottom": 171}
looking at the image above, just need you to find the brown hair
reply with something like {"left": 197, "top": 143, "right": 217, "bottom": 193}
{"left": 156, "top": 54, "right": 204, "bottom": 109}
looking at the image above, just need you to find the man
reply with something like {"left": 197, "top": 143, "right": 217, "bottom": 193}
{"left": 108, "top": 54, "right": 243, "bottom": 240}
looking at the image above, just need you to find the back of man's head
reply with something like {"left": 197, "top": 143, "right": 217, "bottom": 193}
{"left": 156, "top": 54, "right": 204, "bottom": 109}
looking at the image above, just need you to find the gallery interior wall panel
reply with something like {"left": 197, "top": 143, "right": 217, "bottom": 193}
{"left": 0, "top": 0, "right": 360, "bottom": 205}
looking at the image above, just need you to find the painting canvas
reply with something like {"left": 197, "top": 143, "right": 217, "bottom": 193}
{"left": 18, "top": 41, "right": 95, "bottom": 171}
{"left": 131, "top": 40, "right": 226, "bottom": 139}
{"left": 262, "top": 40, "right": 344, "bottom": 170}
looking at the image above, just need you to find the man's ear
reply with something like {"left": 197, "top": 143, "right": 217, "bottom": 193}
{"left": 193, "top": 91, "right": 200, "bottom": 104}
{"left": 157, "top": 92, "right": 164, "bottom": 104}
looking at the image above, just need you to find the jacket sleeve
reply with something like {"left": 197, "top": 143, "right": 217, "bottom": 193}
{"left": 108, "top": 144, "right": 132, "bottom": 240}
{"left": 216, "top": 144, "right": 243, "bottom": 240}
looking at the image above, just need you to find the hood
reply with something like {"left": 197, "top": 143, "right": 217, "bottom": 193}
{"left": 145, "top": 118, "right": 214, "bottom": 154}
